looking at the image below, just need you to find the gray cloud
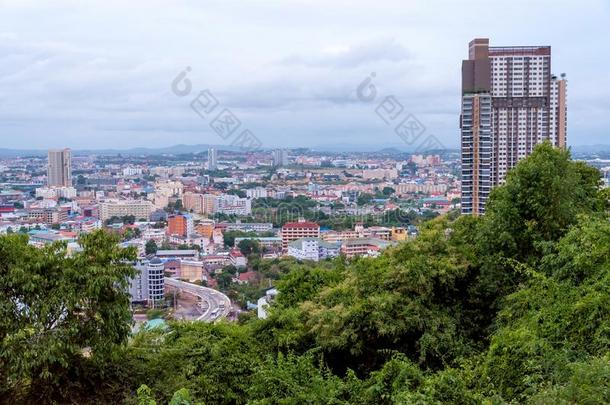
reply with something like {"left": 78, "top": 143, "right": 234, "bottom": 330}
{"left": 279, "top": 38, "right": 411, "bottom": 68}
{"left": 0, "top": 0, "right": 608, "bottom": 149}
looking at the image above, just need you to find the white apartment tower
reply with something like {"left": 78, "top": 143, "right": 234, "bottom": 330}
{"left": 461, "top": 38, "right": 567, "bottom": 215}
{"left": 208, "top": 148, "right": 218, "bottom": 171}
{"left": 272, "top": 149, "right": 288, "bottom": 167}
{"left": 47, "top": 148, "right": 72, "bottom": 187}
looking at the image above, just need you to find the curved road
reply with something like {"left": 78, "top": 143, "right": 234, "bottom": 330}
{"left": 165, "top": 278, "right": 231, "bottom": 322}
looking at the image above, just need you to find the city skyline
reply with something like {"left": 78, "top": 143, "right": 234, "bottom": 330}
{"left": 0, "top": 0, "right": 609, "bottom": 150}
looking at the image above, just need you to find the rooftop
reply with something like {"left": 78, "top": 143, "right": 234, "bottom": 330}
{"left": 282, "top": 221, "right": 319, "bottom": 229}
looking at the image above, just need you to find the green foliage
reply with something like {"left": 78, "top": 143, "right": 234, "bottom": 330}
{"left": 136, "top": 384, "right": 157, "bottom": 405}
{"left": 223, "top": 230, "right": 257, "bottom": 247}
{"left": 274, "top": 260, "right": 343, "bottom": 309}
{"left": 300, "top": 218, "right": 476, "bottom": 373}
{"left": 237, "top": 238, "right": 261, "bottom": 256}
{"left": 145, "top": 239, "right": 158, "bottom": 255}
{"left": 382, "top": 186, "right": 395, "bottom": 196}
{"left": 0, "top": 230, "right": 136, "bottom": 401}
{"left": 481, "top": 141, "right": 602, "bottom": 262}
{"left": 146, "top": 308, "right": 165, "bottom": 320}
{"left": 248, "top": 353, "right": 349, "bottom": 404}
{"left": 358, "top": 354, "right": 423, "bottom": 404}
{"left": 528, "top": 356, "right": 610, "bottom": 404}
{"left": 127, "top": 322, "right": 262, "bottom": 404}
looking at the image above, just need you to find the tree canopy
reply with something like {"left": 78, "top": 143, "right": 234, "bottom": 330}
{"left": 0, "top": 230, "right": 136, "bottom": 402}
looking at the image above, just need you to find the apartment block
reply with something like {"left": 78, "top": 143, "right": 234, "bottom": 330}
{"left": 287, "top": 237, "right": 341, "bottom": 262}
{"left": 99, "top": 200, "right": 153, "bottom": 222}
{"left": 47, "top": 148, "right": 72, "bottom": 187}
{"left": 214, "top": 194, "right": 252, "bottom": 216}
{"left": 280, "top": 219, "right": 320, "bottom": 252}
{"left": 167, "top": 213, "right": 194, "bottom": 237}
{"left": 461, "top": 38, "right": 567, "bottom": 215}
{"left": 208, "top": 148, "right": 218, "bottom": 170}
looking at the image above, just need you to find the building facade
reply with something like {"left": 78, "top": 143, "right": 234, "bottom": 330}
{"left": 461, "top": 38, "right": 567, "bottom": 215}
{"left": 281, "top": 220, "right": 320, "bottom": 252}
{"left": 26, "top": 208, "right": 68, "bottom": 225}
{"left": 99, "top": 200, "right": 153, "bottom": 222}
{"left": 129, "top": 259, "right": 165, "bottom": 305}
{"left": 223, "top": 221, "right": 273, "bottom": 233}
{"left": 287, "top": 237, "right": 341, "bottom": 262}
{"left": 245, "top": 187, "right": 268, "bottom": 199}
{"left": 272, "top": 149, "right": 288, "bottom": 167}
{"left": 167, "top": 213, "right": 194, "bottom": 237}
{"left": 183, "top": 192, "right": 205, "bottom": 214}
{"left": 214, "top": 194, "right": 252, "bottom": 216}
{"left": 340, "top": 238, "right": 392, "bottom": 259}
{"left": 208, "top": 148, "right": 218, "bottom": 171}
{"left": 47, "top": 148, "right": 72, "bottom": 187}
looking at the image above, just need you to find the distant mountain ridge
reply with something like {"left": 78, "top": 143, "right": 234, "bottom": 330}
{"left": 569, "top": 144, "right": 610, "bottom": 153}
{"left": 0, "top": 143, "right": 607, "bottom": 157}
{"left": 0, "top": 144, "right": 234, "bottom": 157}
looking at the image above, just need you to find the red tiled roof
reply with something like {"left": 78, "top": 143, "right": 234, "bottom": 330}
{"left": 230, "top": 248, "right": 244, "bottom": 257}
{"left": 238, "top": 271, "right": 258, "bottom": 282}
{"left": 282, "top": 221, "right": 319, "bottom": 229}
{"left": 59, "top": 231, "right": 77, "bottom": 237}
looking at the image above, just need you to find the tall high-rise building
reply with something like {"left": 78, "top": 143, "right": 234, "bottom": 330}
{"left": 47, "top": 148, "right": 72, "bottom": 187}
{"left": 272, "top": 149, "right": 288, "bottom": 167}
{"left": 208, "top": 148, "right": 218, "bottom": 171}
{"left": 460, "top": 38, "right": 567, "bottom": 215}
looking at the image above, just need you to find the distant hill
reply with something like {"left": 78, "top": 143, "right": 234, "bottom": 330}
{"left": 0, "top": 144, "right": 244, "bottom": 158}
{"left": 570, "top": 144, "right": 610, "bottom": 153}
{"left": 311, "top": 142, "right": 460, "bottom": 153}
{"left": 2, "top": 142, "right": 605, "bottom": 158}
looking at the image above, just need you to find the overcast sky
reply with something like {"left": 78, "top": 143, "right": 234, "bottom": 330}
{"left": 0, "top": 0, "right": 608, "bottom": 150}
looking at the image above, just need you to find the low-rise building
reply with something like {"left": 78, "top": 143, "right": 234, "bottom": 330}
{"left": 26, "top": 208, "right": 68, "bottom": 225}
{"left": 99, "top": 199, "right": 153, "bottom": 222}
{"left": 167, "top": 213, "right": 194, "bottom": 237}
{"left": 245, "top": 187, "right": 268, "bottom": 199}
{"left": 234, "top": 236, "right": 282, "bottom": 249}
{"left": 257, "top": 288, "right": 278, "bottom": 319}
{"left": 341, "top": 238, "right": 393, "bottom": 258}
{"left": 179, "top": 260, "right": 204, "bottom": 282}
{"left": 35, "top": 186, "right": 77, "bottom": 200}
{"left": 287, "top": 237, "right": 341, "bottom": 262}
{"left": 156, "top": 249, "right": 199, "bottom": 260}
{"left": 28, "top": 231, "right": 76, "bottom": 246}
{"left": 215, "top": 194, "right": 252, "bottom": 216}
{"left": 229, "top": 248, "right": 247, "bottom": 268}
{"left": 223, "top": 221, "right": 273, "bottom": 233}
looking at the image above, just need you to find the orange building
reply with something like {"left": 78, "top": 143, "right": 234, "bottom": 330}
{"left": 167, "top": 214, "right": 193, "bottom": 237}
{"left": 195, "top": 221, "right": 215, "bottom": 239}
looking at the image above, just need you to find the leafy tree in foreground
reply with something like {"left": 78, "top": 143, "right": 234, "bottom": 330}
{"left": 460, "top": 142, "right": 605, "bottom": 339}
{"left": 0, "top": 230, "right": 136, "bottom": 402}
{"left": 479, "top": 141, "right": 602, "bottom": 263}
